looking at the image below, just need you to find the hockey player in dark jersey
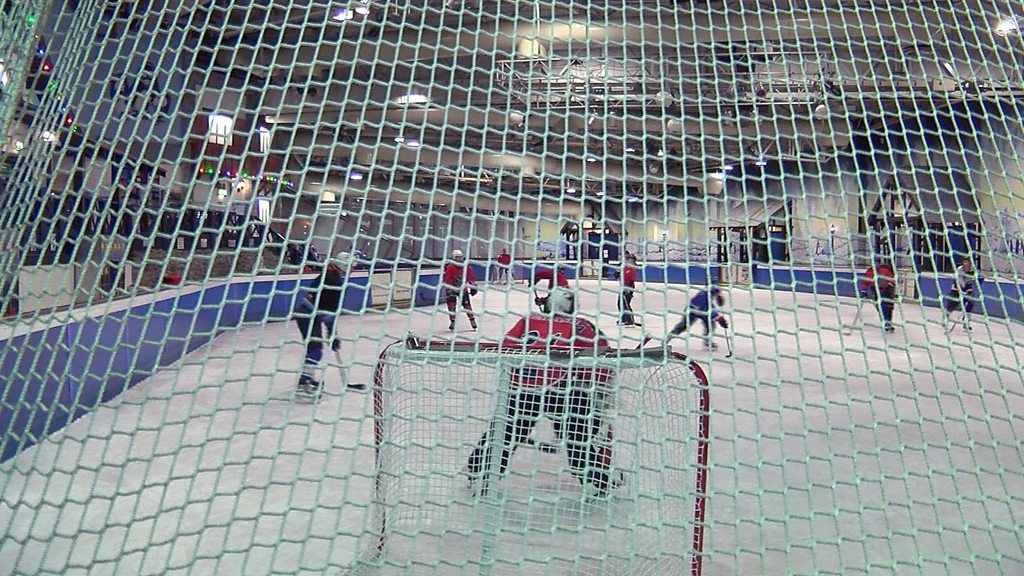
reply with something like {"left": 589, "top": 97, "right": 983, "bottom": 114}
{"left": 667, "top": 286, "right": 729, "bottom": 350}
{"left": 294, "top": 252, "right": 352, "bottom": 397}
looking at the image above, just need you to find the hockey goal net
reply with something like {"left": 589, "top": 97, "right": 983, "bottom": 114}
{"left": 350, "top": 338, "right": 710, "bottom": 576}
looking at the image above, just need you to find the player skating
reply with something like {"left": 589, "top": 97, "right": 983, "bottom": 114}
{"left": 464, "top": 288, "right": 621, "bottom": 500}
{"left": 943, "top": 257, "right": 979, "bottom": 333}
{"left": 496, "top": 248, "right": 512, "bottom": 284}
{"left": 444, "top": 249, "right": 478, "bottom": 331}
{"left": 532, "top": 264, "right": 569, "bottom": 310}
{"left": 294, "top": 252, "right": 363, "bottom": 398}
{"left": 618, "top": 254, "right": 639, "bottom": 327}
{"left": 666, "top": 286, "right": 729, "bottom": 350}
{"left": 859, "top": 259, "right": 898, "bottom": 333}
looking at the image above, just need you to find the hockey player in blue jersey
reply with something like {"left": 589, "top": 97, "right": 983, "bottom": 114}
{"left": 666, "top": 286, "right": 729, "bottom": 349}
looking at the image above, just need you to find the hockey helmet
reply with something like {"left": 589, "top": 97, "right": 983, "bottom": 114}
{"left": 452, "top": 249, "right": 465, "bottom": 260}
{"left": 544, "top": 288, "right": 576, "bottom": 315}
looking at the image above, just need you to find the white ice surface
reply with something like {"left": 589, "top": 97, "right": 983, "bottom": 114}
{"left": 1, "top": 279, "right": 1022, "bottom": 575}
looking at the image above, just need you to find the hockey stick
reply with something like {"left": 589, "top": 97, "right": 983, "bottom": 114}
{"left": 333, "top": 345, "right": 366, "bottom": 390}
{"left": 842, "top": 301, "right": 865, "bottom": 335}
{"left": 723, "top": 330, "right": 733, "bottom": 358}
{"left": 522, "top": 437, "right": 560, "bottom": 453}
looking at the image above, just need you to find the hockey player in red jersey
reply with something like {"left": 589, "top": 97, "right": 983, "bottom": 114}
{"left": 443, "top": 249, "right": 478, "bottom": 331}
{"left": 465, "top": 288, "right": 619, "bottom": 499}
{"left": 859, "top": 258, "right": 898, "bottom": 333}
{"left": 531, "top": 265, "right": 570, "bottom": 310}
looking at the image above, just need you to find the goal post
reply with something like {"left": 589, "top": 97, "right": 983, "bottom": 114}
{"left": 354, "top": 337, "right": 711, "bottom": 576}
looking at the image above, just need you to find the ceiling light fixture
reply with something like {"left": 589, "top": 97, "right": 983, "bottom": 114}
{"left": 349, "top": 171, "right": 364, "bottom": 181}
{"left": 393, "top": 93, "right": 430, "bottom": 106}
{"left": 394, "top": 136, "right": 405, "bottom": 144}
{"left": 406, "top": 138, "right": 420, "bottom": 148}
{"left": 995, "top": 15, "right": 1020, "bottom": 37}
{"left": 332, "top": 8, "right": 354, "bottom": 21}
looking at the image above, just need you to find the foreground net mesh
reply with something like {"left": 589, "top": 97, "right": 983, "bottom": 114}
{"left": 1, "top": 1, "right": 1023, "bottom": 575}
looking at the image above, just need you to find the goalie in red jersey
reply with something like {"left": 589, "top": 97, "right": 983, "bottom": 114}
{"left": 465, "top": 288, "right": 620, "bottom": 499}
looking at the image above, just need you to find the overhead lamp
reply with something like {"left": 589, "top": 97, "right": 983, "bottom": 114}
{"left": 354, "top": 2, "right": 370, "bottom": 15}
{"left": 406, "top": 138, "right": 420, "bottom": 148}
{"left": 586, "top": 156, "right": 599, "bottom": 163}
{"left": 995, "top": 15, "right": 1019, "bottom": 37}
{"left": 813, "top": 103, "right": 829, "bottom": 120}
{"left": 394, "top": 136, "right": 405, "bottom": 144}
{"left": 332, "top": 8, "right": 354, "bottom": 21}
{"left": 657, "top": 149, "right": 665, "bottom": 157}
{"left": 349, "top": 171, "right": 365, "bottom": 181}
{"left": 393, "top": 93, "right": 430, "bottom": 106}
{"left": 625, "top": 146, "right": 637, "bottom": 153}
{"left": 40, "top": 130, "right": 56, "bottom": 142}
{"left": 756, "top": 159, "right": 767, "bottom": 167}
{"left": 723, "top": 164, "right": 734, "bottom": 172}
{"left": 567, "top": 186, "right": 577, "bottom": 194}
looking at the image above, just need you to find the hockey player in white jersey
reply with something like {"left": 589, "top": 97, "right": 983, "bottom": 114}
{"left": 943, "top": 257, "right": 979, "bottom": 333}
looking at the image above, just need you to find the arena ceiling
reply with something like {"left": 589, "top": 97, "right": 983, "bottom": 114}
{"left": 186, "top": 1, "right": 1024, "bottom": 202}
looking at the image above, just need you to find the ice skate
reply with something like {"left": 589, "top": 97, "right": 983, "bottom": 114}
{"left": 583, "top": 481, "right": 612, "bottom": 503}
{"left": 296, "top": 375, "right": 323, "bottom": 400}
{"left": 462, "top": 462, "right": 490, "bottom": 497}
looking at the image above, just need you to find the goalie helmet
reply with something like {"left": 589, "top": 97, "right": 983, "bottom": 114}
{"left": 333, "top": 252, "right": 355, "bottom": 268}
{"left": 544, "top": 288, "right": 575, "bottom": 315}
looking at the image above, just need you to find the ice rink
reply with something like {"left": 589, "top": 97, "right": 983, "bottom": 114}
{"left": 2, "top": 279, "right": 1022, "bottom": 575}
